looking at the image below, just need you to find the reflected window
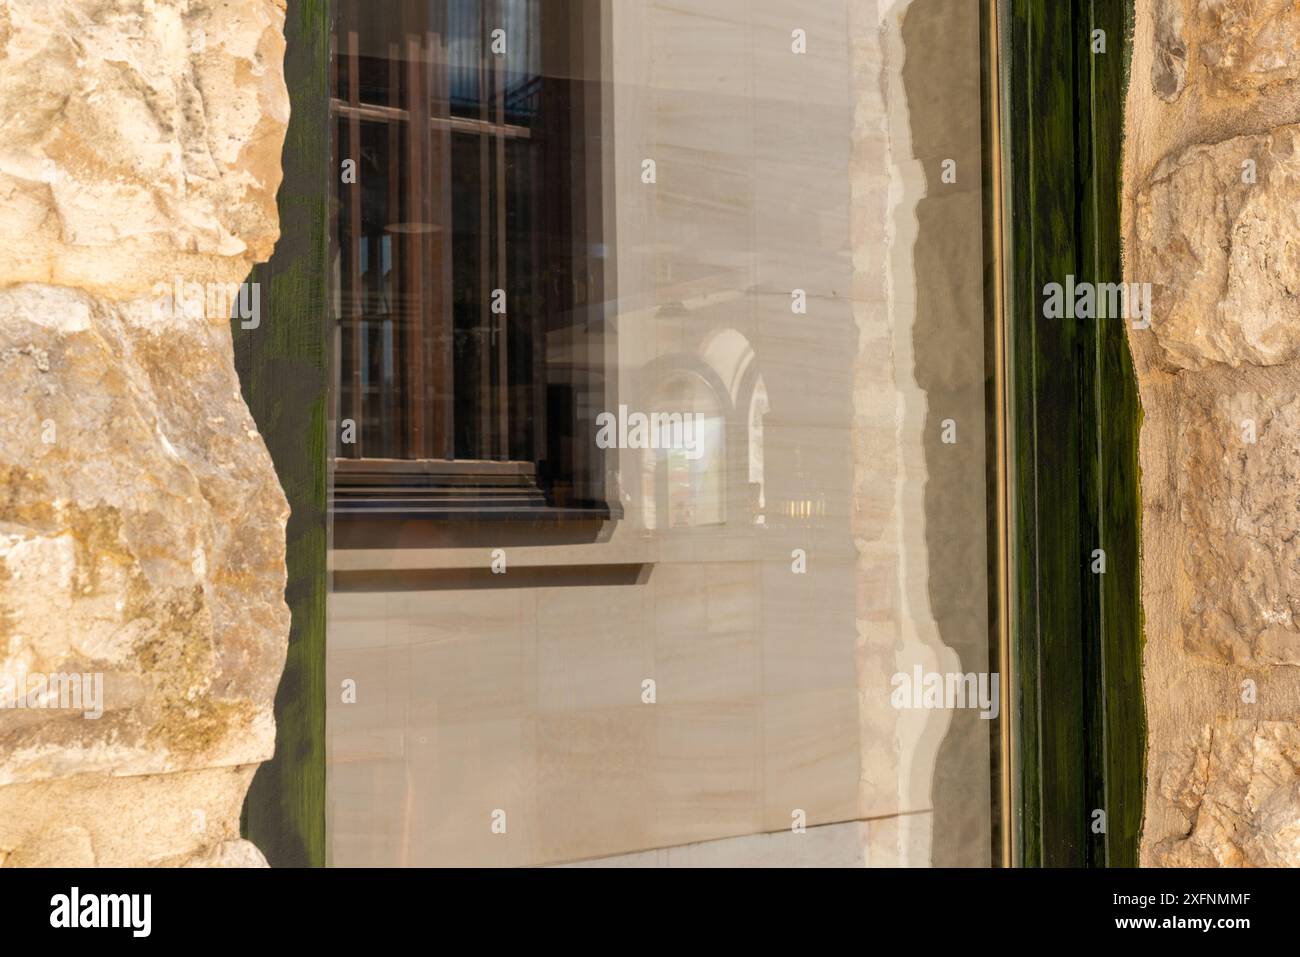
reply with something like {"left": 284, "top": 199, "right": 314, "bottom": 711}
{"left": 641, "top": 374, "right": 725, "bottom": 530}
{"left": 748, "top": 376, "right": 768, "bottom": 526}
{"left": 330, "top": 0, "right": 612, "bottom": 519}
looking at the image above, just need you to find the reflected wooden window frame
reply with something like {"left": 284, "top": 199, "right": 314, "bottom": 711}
{"left": 328, "top": 0, "right": 614, "bottom": 525}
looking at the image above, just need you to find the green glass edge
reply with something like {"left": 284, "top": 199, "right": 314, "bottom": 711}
{"left": 999, "top": 0, "right": 1145, "bottom": 867}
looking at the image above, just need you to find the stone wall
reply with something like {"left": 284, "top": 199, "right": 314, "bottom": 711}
{"left": 0, "top": 0, "right": 290, "bottom": 866}
{"left": 1125, "top": 0, "right": 1300, "bottom": 866}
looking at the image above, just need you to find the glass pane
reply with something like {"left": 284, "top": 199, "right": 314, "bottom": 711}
{"left": 333, "top": 0, "right": 550, "bottom": 465}
{"left": 328, "top": 0, "right": 996, "bottom": 868}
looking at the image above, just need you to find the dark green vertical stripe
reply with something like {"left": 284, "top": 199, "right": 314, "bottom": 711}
{"left": 1001, "top": 0, "right": 1142, "bottom": 867}
{"left": 236, "top": 0, "right": 330, "bottom": 868}
{"left": 1090, "top": 0, "right": 1144, "bottom": 868}
{"left": 1074, "top": 0, "right": 1103, "bottom": 869}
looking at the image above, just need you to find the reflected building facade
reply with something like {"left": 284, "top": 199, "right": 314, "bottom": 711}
{"left": 326, "top": 0, "right": 992, "bottom": 867}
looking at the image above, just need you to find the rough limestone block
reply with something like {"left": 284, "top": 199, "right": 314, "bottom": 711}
{"left": 1196, "top": 0, "right": 1300, "bottom": 98}
{"left": 1152, "top": 0, "right": 1300, "bottom": 104}
{"left": 1176, "top": 386, "right": 1300, "bottom": 666}
{"left": 0, "top": 0, "right": 289, "bottom": 867}
{"left": 0, "top": 285, "right": 289, "bottom": 782}
{"left": 1151, "top": 719, "right": 1300, "bottom": 867}
{"left": 1135, "top": 124, "right": 1300, "bottom": 370}
{"left": 0, "top": 0, "right": 288, "bottom": 301}
{"left": 1152, "top": 0, "right": 1188, "bottom": 102}
{"left": 1129, "top": 0, "right": 1300, "bottom": 868}
{"left": 0, "top": 765, "right": 258, "bottom": 866}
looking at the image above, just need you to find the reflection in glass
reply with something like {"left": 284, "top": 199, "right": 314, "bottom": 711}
{"left": 326, "top": 0, "right": 994, "bottom": 869}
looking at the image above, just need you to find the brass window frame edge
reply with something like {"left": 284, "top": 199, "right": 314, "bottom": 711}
{"left": 986, "top": 0, "right": 1017, "bottom": 870}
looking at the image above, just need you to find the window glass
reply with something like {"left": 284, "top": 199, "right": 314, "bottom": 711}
{"left": 327, "top": 0, "right": 994, "bottom": 868}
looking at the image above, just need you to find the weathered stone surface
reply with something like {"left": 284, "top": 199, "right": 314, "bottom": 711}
{"left": 1196, "top": 0, "right": 1300, "bottom": 98}
{"left": 1151, "top": 720, "right": 1300, "bottom": 867}
{"left": 1135, "top": 124, "right": 1300, "bottom": 370}
{"left": 0, "top": 0, "right": 288, "bottom": 301}
{"left": 1128, "top": 0, "right": 1300, "bottom": 867}
{"left": 1149, "top": 0, "right": 1300, "bottom": 104}
{"left": 0, "top": 764, "right": 262, "bottom": 866}
{"left": 0, "top": 0, "right": 288, "bottom": 867}
{"left": 1177, "top": 387, "right": 1300, "bottom": 665}
{"left": 0, "top": 284, "right": 288, "bottom": 783}
{"left": 181, "top": 837, "right": 268, "bottom": 867}
{"left": 1152, "top": 0, "right": 1187, "bottom": 102}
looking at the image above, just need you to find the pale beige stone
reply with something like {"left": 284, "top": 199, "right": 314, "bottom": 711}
{"left": 1149, "top": 0, "right": 1300, "bottom": 103}
{"left": 181, "top": 838, "right": 268, "bottom": 867}
{"left": 1152, "top": 0, "right": 1188, "bottom": 102}
{"left": 1196, "top": 0, "right": 1300, "bottom": 98}
{"left": 1152, "top": 720, "right": 1300, "bottom": 867}
{"left": 0, "top": 284, "right": 288, "bottom": 785}
{"left": 1135, "top": 124, "right": 1300, "bottom": 370}
{"left": 0, "top": 0, "right": 288, "bottom": 302}
{"left": 0, "top": 765, "right": 262, "bottom": 867}
{"left": 1176, "top": 385, "right": 1300, "bottom": 665}
{"left": 0, "top": 0, "right": 288, "bottom": 867}
{"left": 1127, "top": 0, "right": 1300, "bottom": 867}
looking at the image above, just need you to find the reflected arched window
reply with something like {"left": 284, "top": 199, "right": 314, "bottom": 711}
{"left": 641, "top": 374, "right": 725, "bottom": 530}
{"left": 748, "top": 376, "right": 768, "bottom": 526}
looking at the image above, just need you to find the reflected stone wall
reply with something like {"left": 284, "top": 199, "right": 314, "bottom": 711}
{"left": 897, "top": 0, "right": 992, "bottom": 868}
